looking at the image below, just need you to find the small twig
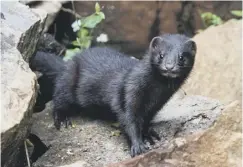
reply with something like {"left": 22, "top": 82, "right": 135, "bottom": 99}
{"left": 24, "top": 140, "right": 31, "bottom": 167}
{"left": 61, "top": 7, "right": 82, "bottom": 19}
{"left": 71, "top": 0, "right": 77, "bottom": 20}
{"left": 26, "top": 139, "right": 34, "bottom": 147}
{"left": 58, "top": 48, "right": 66, "bottom": 57}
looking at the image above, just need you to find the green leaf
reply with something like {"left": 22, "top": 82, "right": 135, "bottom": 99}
{"left": 231, "top": 10, "right": 242, "bottom": 17}
{"left": 95, "top": 2, "right": 101, "bottom": 13}
{"left": 66, "top": 2, "right": 105, "bottom": 57}
{"left": 72, "top": 40, "right": 80, "bottom": 47}
{"left": 98, "top": 12, "right": 105, "bottom": 19}
{"left": 63, "top": 48, "right": 81, "bottom": 61}
{"left": 82, "top": 13, "right": 104, "bottom": 29}
{"left": 77, "top": 28, "right": 89, "bottom": 38}
{"left": 82, "top": 39, "right": 91, "bottom": 48}
{"left": 78, "top": 36, "right": 92, "bottom": 49}
{"left": 201, "top": 12, "right": 223, "bottom": 27}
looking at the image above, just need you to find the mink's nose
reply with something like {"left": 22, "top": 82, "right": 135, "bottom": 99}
{"left": 165, "top": 61, "right": 175, "bottom": 70}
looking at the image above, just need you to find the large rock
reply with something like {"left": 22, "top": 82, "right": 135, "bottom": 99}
{"left": 1, "top": 2, "right": 46, "bottom": 61}
{"left": 19, "top": 1, "right": 69, "bottom": 33}
{"left": 73, "top": 1, "right": 241, "bottom": 57}
{"left": 32, "top": 95, "right": 223, "bottom": 167}
{"left": 1, "top": 2, "right": 46, "bottom": 167}
{"left": 182, "top": 19, "right": 242, "bottom": 103}
{"left": 173, "top": 100, "right": 242, "bottom": 167}
{"left": 108, "top": 100, "right": 242, "bottom": 167}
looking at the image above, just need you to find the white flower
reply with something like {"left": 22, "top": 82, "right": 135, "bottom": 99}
{"left": 71, "top": 20, "right": 81, "bottom": 32}
{"left": 96, "top": 33, "right": 109, "bottom": 43}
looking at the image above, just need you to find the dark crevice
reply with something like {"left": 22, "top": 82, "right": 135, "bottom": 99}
{"left": 2, "top": 133, "right": 49, "bottom": 167}
{"left": 173, "top": 113, "right": 210, "bottom": 137}
{"left": 26, "top": 1, "right": 43, "bottom": 8}
{"left": 148, "top": 1, "right": 161, "bottom": 42}
{"left": 176, "top": 1, "right": 196, "bottom": 37}
{"left": 28, "top": 133, "right": 50, "bottom": 163}
{"left": 47, "top": 2, "right": 76, "bottom": 48}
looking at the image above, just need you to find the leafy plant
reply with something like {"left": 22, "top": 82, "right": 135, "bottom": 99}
{"left": 201, "top": 12, "right": 224, "bottom": 28}
{"left": 230, "top": 10, "right": 242, "bottom": 18}
{"left": 64, "top": 2, "right": 105, "bottom": 61}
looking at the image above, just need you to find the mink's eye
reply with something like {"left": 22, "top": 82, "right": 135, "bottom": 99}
{"left": 179, "top": 56, "right": 184, "bottom": 61}
{"left": 159, "top": 52, "right": 164, "bottom": 59}
{"left": 178, "top": 55, "right": 184, "bottom": 66}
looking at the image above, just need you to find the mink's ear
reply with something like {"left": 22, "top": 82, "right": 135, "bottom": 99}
{"left": 149, "top": 37, "right": 164, "bottom": 51}
{"left": 184, "top": 40, "right": 197, "bottom": 55}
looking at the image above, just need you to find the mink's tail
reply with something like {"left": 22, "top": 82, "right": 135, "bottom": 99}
{"left": 30, "top": 51, "right": 65, "bottom": 112}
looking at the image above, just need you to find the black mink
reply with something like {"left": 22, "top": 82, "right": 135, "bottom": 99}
{"left": 30, "top": 51, "right": 65, "bottom": 112}
{"left": 34, "top": 34, "right": 197, "bottom": 157}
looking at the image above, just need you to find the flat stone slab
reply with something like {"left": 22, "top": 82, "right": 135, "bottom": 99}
{"left": 32, "top": 95, "right": 223, "bottom": 167}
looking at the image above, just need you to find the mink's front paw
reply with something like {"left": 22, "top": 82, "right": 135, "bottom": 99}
{"left": 54, "top": 117, "right": 72, "bottom": 130}
{"left": 130, "top": 142, "right": 148, "bottom": 157}
{"left": 53, "top": 111, "right": 72, "bottom": 130}
{"left": 64, "top": 117, "right": 73, "bottom": 128}
{"left": 53, "top": 112, "right": 61, "bottom": 130}
{"left": 143, "top": 128, "right": 160, "bottom": 145}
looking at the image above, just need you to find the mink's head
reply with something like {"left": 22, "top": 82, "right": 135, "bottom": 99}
{"left": 148, "top": 34, "right": 196, "bottom": 79}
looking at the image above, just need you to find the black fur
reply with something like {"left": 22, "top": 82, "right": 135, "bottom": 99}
{"left": 34, "top": 34, "right": 196, "bottom": 157}
{"left": 30, "top": 51, "right": 65, "bottom": 112}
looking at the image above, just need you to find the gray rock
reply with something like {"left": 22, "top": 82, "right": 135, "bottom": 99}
{"left": 32, "top": 95, "right": 223, "bottom": 167}
{"left": 151, "top": 95, "right": 223, "bottom": 150}
{"left": 108, "top": 100, "right": 241, "bottom": 167}
{"left": 1, "top": 1, "right": 47, "bottom": 61}
{"left": 182, "top": 19, "right": 242, "bottom": 103}
{"left": 1, "top": 2, "right": 46, "bottom": 167}
{"left": 20, "top": 0, "right": 69, "bottom": 33}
